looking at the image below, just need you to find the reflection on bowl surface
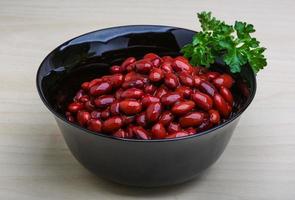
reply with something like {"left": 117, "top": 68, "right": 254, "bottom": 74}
{"left": 36, "top": 25, "right": 256, "bottom": 187}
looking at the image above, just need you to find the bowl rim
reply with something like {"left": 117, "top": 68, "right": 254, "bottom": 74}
{"left": 36, "top": 24, "right": 257, "bottom": 143}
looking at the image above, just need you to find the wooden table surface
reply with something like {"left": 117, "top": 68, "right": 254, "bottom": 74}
{"left": 1, "top": 0, "right": 294, "bottom": 199}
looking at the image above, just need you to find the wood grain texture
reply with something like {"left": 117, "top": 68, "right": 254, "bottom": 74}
{"left": 0, "top": 0, "right": 294, "bottom": 199}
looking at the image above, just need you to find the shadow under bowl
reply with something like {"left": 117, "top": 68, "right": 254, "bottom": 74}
{"left": 36, "top": 25, "right": 256, "bottom": 187}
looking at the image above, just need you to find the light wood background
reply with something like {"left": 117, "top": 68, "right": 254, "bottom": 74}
{"left": 0, "top": 0, "right": 294, "bottom": 199}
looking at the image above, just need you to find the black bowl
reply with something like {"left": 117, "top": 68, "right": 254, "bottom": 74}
{"left": 36, "top": 25, "right": 256, "bottom": 187}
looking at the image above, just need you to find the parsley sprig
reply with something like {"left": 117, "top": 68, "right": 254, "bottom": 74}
{"left": 181, "top": 11, "right": 267, "bottom": 73}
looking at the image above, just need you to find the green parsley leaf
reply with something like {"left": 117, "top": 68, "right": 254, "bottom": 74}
{"left": 181, "top": 11, "right": 267, "bottom": 73}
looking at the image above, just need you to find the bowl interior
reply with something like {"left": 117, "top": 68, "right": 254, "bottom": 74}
{"left": 36, "top": 25, "right": 256, "bottom": 138}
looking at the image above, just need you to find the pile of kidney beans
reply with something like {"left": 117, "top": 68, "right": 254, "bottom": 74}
{"left": 65, "top": 53, "right": 235, "bottom": 139}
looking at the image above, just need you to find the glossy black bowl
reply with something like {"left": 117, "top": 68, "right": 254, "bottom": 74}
{"left": 36, "top": 25, "right": 256, "bottom": 187}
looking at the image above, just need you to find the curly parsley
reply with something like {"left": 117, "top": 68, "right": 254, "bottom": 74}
{"left": 181, "top": 11, "right": 267, "bottom": 73}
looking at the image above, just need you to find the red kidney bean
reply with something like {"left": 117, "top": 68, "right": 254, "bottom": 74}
{"left": 191, "top": 91, "right": 213, "bottom": 111}
{"left": 192, "top": 68, "right": 200, "bottom": 76}
{"left": 87, "top": 119, "right": 102, "bottom": 132}
{"left": 178, "top": 71, "right": 194, "bottom": 87}
{"left": 101, "top": 75, "right": 112, "bottom": 82}
{"left": 165, "top": 131, "right": 189, "bottom": 139}
{"left": 110, "top": 101, "right": 120, "bottom": 115}
{"left": 167, "top": 122, "right": 181, "bottom": 133}
{"left": 102, "top": 116, "right": 123, "bottom": 133}
{"left": 171, "top": 100, "right": 195, "bottom": 116}
{"left": 135, "top": 112, "right": 147, "bottom": 127}
{"left": 220, "top": 86, "right": 233, "bottom": 106}
{"left": 172, "top": 56, "right": 193, "bottom": 74}
{"left": 144, "top": 53, "right": 159, "bottom": 60}
{"left": 121, "top": 88, "right": 143, "bottom": 99}
{"left": 113, "top": 129, "right": 126, "bottom": 138}
{"left": 68, "top": 102, "right": 84, "bottom": 113}
{"left": 206, "top": 72, "right": 220, "bottom": 80}
{"left": 88, "top": 78, "right": 102, "bottom": 88}
{"left": 121, "top": 57, "right": 136, "bottom": 70}
{"left": 161, "top": 92, "right": 182, "bottom": 106}
{"left": 164, "top": 73, "right": 179, "bottom": 89}
{"left": 81, "top": 82, "right": 90, "bottom": 91}
{"left": 146, "top": 102, "right": 162, "bottom": 122}
{"left": 74, "top": 89, "right": 84, "bottom": 102}
{"left": 66, "top": 115, "right": 75, "bottom": 122}
{"left": 212, "top": 74, "right": 234, "bottom": 88}
{"left": 122, "top": 79, "right": 144, "bottom": 89}
{"left": 213, "top": 94, "right": 230, "bottom": 118}
{"left": 116, "top": 128, "right": 133, "bottom": 139}
{"left": 126, "top": 63, "right": 135, "bottom": 72}
{"left": 152, "top": 58, "right": 161, "bottom": 68}
{"left": 122, "top": 73, "right": 145, "bottom": 88}
{"left": 133, "top": 126, "right": 151, "bottom": 140}
{"left": 197, "top": 114, "right": 212, "bottom": 132}
{"left": 162, "top": 56, "right": 173, "bottom": 63}
{"left": 119, "top": 100, "right": 142, "bottom": 115}
{"left": 144, "top": 84, "right": 157, "bottom": 94}
{"left": 124, "top": 71, "right": 137, "bottom": 82}
{"left": 94, "top": 95, "right": 115, "bottom": 108}
{"left": 144, "top": 53, "right": 162, "bottom": 67}
{"left": 110, "top": 65, "right": 123, "bottom": 74}
{"left": 155, "top": 86, "right": 168, "bottom": 98}
{"left": 176, "top": 86, "right": 192, "bottom": 98}
{"left": 141, "top": 95, "right": 160, "bottom": 108}
{"left": 65, "top": 111, "right": 72, "bottom": 117}
{"left": 151, "top": 123, "right": 167, "bottom": 139}
{"left": 84, "top": 100, "right": 95, "bottom": 111}
{"left": 199, "top": 74, "right": 209, "bottom": 81}
{"left": 135, "top": 59, "right": 153, "bottom": 74}
{"left": 179, "top": 112, "right": 204, "bottom": 128}
{"left": 126, "top": 125, "right": 135, "bottom": 138}
{"left": 107, "top": 74, "right": 124, "bottom": 88}
{"left": 126, "top": 128, "right": 135, "bottom": 138}
{"left": 101, "top": 109, "right": 110, "bottom": 120}
{"left": 158, "top": 111, "right": 174, "bottom": 126}
{"left": 175, "top": 56, "right": 189, "bottom": 63}
{"left": 79, "top": 95, "right": 89, "bottom": 103}
{"left": 125, "top": 64, "right": 135, "bottom": 72}
{"left": 149, "top": 68, "right": 164, "bottom": 82}
{"left": 193, "top": 75, "right": 202, "bottom": 87}
{"left": 125, "top": 72, "right": 147, "bottom": 82}
{"left": 122, "top": 115, "right": 135, "bottom": 126}
{"left": 209, "top": 109, "right": 220, "bottom": 124}
{"left": 185, "top": 127, "right": 197, "bottom": 135}
{"left": 90, "top": 82, "right": 112, "bottom": 96}
{"left": 161, "top": 62, "right": 173, "bottom": 73}
{"left": 77, "top": 110, "right": 91, "bottom": 126}
{"left": 199, "top": 81, "right": 217, "bottom": 97}
{"left": 91, "top": 111, "right": 101, "bottom": 119}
